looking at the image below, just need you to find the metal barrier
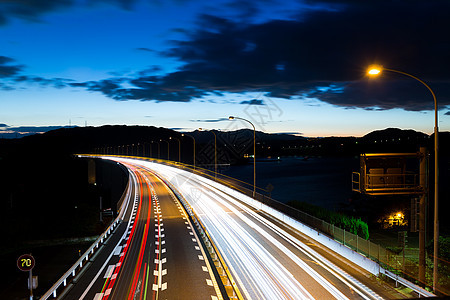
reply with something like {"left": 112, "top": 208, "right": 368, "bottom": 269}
{"left": 40, "top": 171, "right": 132, "bottom": 299}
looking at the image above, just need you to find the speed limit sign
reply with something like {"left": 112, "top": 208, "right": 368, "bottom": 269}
{"left": 17, "top": 254, "right": 35, "bottom": 272}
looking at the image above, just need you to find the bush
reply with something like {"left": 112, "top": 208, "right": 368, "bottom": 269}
{"left": 288, "top": 200, "right": 369, "bottom": 240}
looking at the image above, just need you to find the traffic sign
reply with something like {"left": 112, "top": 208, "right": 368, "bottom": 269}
{"left": 17, "top": 254, "right": 35, "bottom": 272}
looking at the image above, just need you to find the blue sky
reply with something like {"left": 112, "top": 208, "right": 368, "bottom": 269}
{"left": 1, "top": 0, "right": 449, "bottom": 137}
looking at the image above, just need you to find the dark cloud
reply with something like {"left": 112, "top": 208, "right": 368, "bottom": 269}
{"left": 4, "top": 0, "right": 449, "bottom": 112}
{"left": 445, "top": 111, "right": 450, "bottom": 116}
{"left": 0, "top": 0, "right": 74, "bottom": 25}
{"left": 0, "top": 123, "right": 8, "bottom": 127}
{"left": 0, "top": 55, "right": 23, "bottom": 78}
{"left": 136, "top": 47, "right": 156, "bottom": 53}
{"left": 190, "top": 118, "right": 230, "bottom": 123}
{"left": 0, "top": 0, "right": 144, "bottom": 25}
{"left": 71, "top": 0, "right": 449, "bottom": 111}
{"left": 240, "top": 99, "right": 264, "bottom": 105}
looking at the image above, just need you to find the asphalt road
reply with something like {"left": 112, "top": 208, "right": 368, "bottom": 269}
{"left": 115, "top": 157, "right": 410, "bottom": 300}
{"left": 62, "top": 162, "right": 221, "bottom": 300}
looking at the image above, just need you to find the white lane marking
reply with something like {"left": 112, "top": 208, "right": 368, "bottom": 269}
{"left": 104, "top": 265, "right": 115, "bottom": 279}
{"left": 189, "top": 232, "right": 194, "bottom": 235}
{"left": 198, "top": 255, "right": 204, "bottom": 260}
{"left": 192, "top": 238, "right": 197, "bottom": 242}
{"left": 206, "top": 279, "right": 213, "bottom": 286}
{"left": 104, "top": 288, "right": 112, "bottom": 296}
{"left": 195, "top": 246, "right": 200, "bottom": 250}
{"left": 202, "top": 266, "right": 208, "bottom": 272}
{"left": 212, "top": 296, "right": 219, "bottom": 300}
{"left": 162, "top": 282, "right": 167, "bottom": 290}
{"left": 162, "top": 248, "right": 166, "bottom": 253}
{"left": 113, "top": 245, "right": 122, "bottom": 255}
{"left": 93, "top": 293, "right": 103, "bottom": 300}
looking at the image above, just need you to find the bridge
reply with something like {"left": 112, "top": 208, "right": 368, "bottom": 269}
{"left": 41, "top": 155, "right": 434, "bottom": 299}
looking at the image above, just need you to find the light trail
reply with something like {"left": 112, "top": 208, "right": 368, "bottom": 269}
{"left": 107, "top": 157, "right": 382, "bottom": 300}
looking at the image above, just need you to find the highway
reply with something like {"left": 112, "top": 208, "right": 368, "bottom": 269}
{"left": 106, "top": 157, "right": 408, "bottom": 300}
{"left": 62, "top": 162, "right": 221, "bottom": 300}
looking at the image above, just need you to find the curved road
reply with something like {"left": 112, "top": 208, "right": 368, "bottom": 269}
{"left": 107, "top": 157, "right": 408, "bottom": 300}
{"left": 63, "top": 162, "right": 221, "bottom": 300}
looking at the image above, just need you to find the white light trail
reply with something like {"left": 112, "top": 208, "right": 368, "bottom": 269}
{"left": 106, "top": 157, "right": 381, "bottom": 300}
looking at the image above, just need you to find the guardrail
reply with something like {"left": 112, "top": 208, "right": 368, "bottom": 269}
{"left": 40, "top": 171, "right": 132, "bottom": 299}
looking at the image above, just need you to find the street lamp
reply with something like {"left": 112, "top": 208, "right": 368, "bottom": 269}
{"left": 170, "top": 137, "right": 181, "bottom": 162}
{"left": 367, "top": 64, "right": 439, "bottom": 291}
{"left": 152, "top": 141, "right": 160, "bottom": 159}
{"left": 229, "top": 116, "right": 256, "bottom": 198}
{"left": 160, "top": 139, "right": 169, "bottom": 160}
{"left": 199, "top": 128, "right": 217, "bottom": 178}
{"left": 182, "top": 133, "right": 196, "bottom": 169}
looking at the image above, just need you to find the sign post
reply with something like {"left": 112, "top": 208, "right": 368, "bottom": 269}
{"left": 17, "top": 254, "right": 35, "bottom": 300}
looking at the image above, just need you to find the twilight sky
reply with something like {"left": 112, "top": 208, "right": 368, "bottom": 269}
{"left": 1, "top": 0, "right": 449, "bottom": 137}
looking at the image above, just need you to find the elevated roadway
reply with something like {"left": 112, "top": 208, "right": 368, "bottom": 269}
{"left": 102, "top": 157, "right": 411, "bottom": 300}
{"left": 62, "top": 162, "right": 221, "bottom": 300}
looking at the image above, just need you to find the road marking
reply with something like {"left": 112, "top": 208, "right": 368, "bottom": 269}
{"left": 189, "top": 232, "right": 194, "bottom": 235}
{"left": 113, "top": 245, "right": 122, "bottom": 255}
{"left": 162, "top": 282, "right": 167, "bottom": 290}
{"left": 93, "top": 293, "right": 103, "bottom": 300}
{"left": 206, "top": 279, "right": 213, "bottom": 286}
{"left": 202, "top": 266, "right": 208, "bottom": 272}
{"left": 195, "top": 246, "right": 200, "bottom": 250}
{"left": 104, "top": 265, "right": 115, "bottom": 278}
{"left": 104, "top": 288, "right": 112, "bottom": 296}
{"left": 162, "top": 248, "right": 166, "bottom": 253}
{"left": 198, "top": 255, "right": 204, "bottom": 260}
{"left": 192, "top": 238, "right": 197, "bottom": 242}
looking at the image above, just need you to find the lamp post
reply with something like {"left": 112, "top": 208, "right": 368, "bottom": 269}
{"left": 199, "top": 128, "right": 217, "bottom": 178}
{"left": 367, "top": 65, "right": 439, "bottom": 291}
{"left": 160, "top": 139, "right": 169, "bottom": 160}
{"left": 228, "top": 116, "right": 256, "bottom": 198}
{"left": 153, "top": 141, "right": 160, "bottom": 159}
{"left": 170, "top": 137, "right": 181, "bottom": 162}
{"left": 182, "top": 133, "right": 196, "bottom": 169}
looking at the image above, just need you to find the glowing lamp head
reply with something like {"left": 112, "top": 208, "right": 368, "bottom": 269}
{"left": 229, "top": 116, "right": 235, "bottom": 120}
{"left": 367, "top": 64, "right": 383, "bottom": 76}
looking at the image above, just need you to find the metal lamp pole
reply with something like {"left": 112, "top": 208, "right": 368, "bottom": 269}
{"left": 368, "top": 65, "right": 439, "bottom": 291}
{"left": 170, "top": 137, "right": 181, "bottom": 162}
{"left": 199, "top": 128, "right": 217, "bottom": 178}
{"left": 160, "top": 139, "right": 169, "bottom": 160}
{"left": 182, "top": 133, "right": 196, "bottom": 169}
{"left": 228, "top": 116, "right": 256, "bottom": 198}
